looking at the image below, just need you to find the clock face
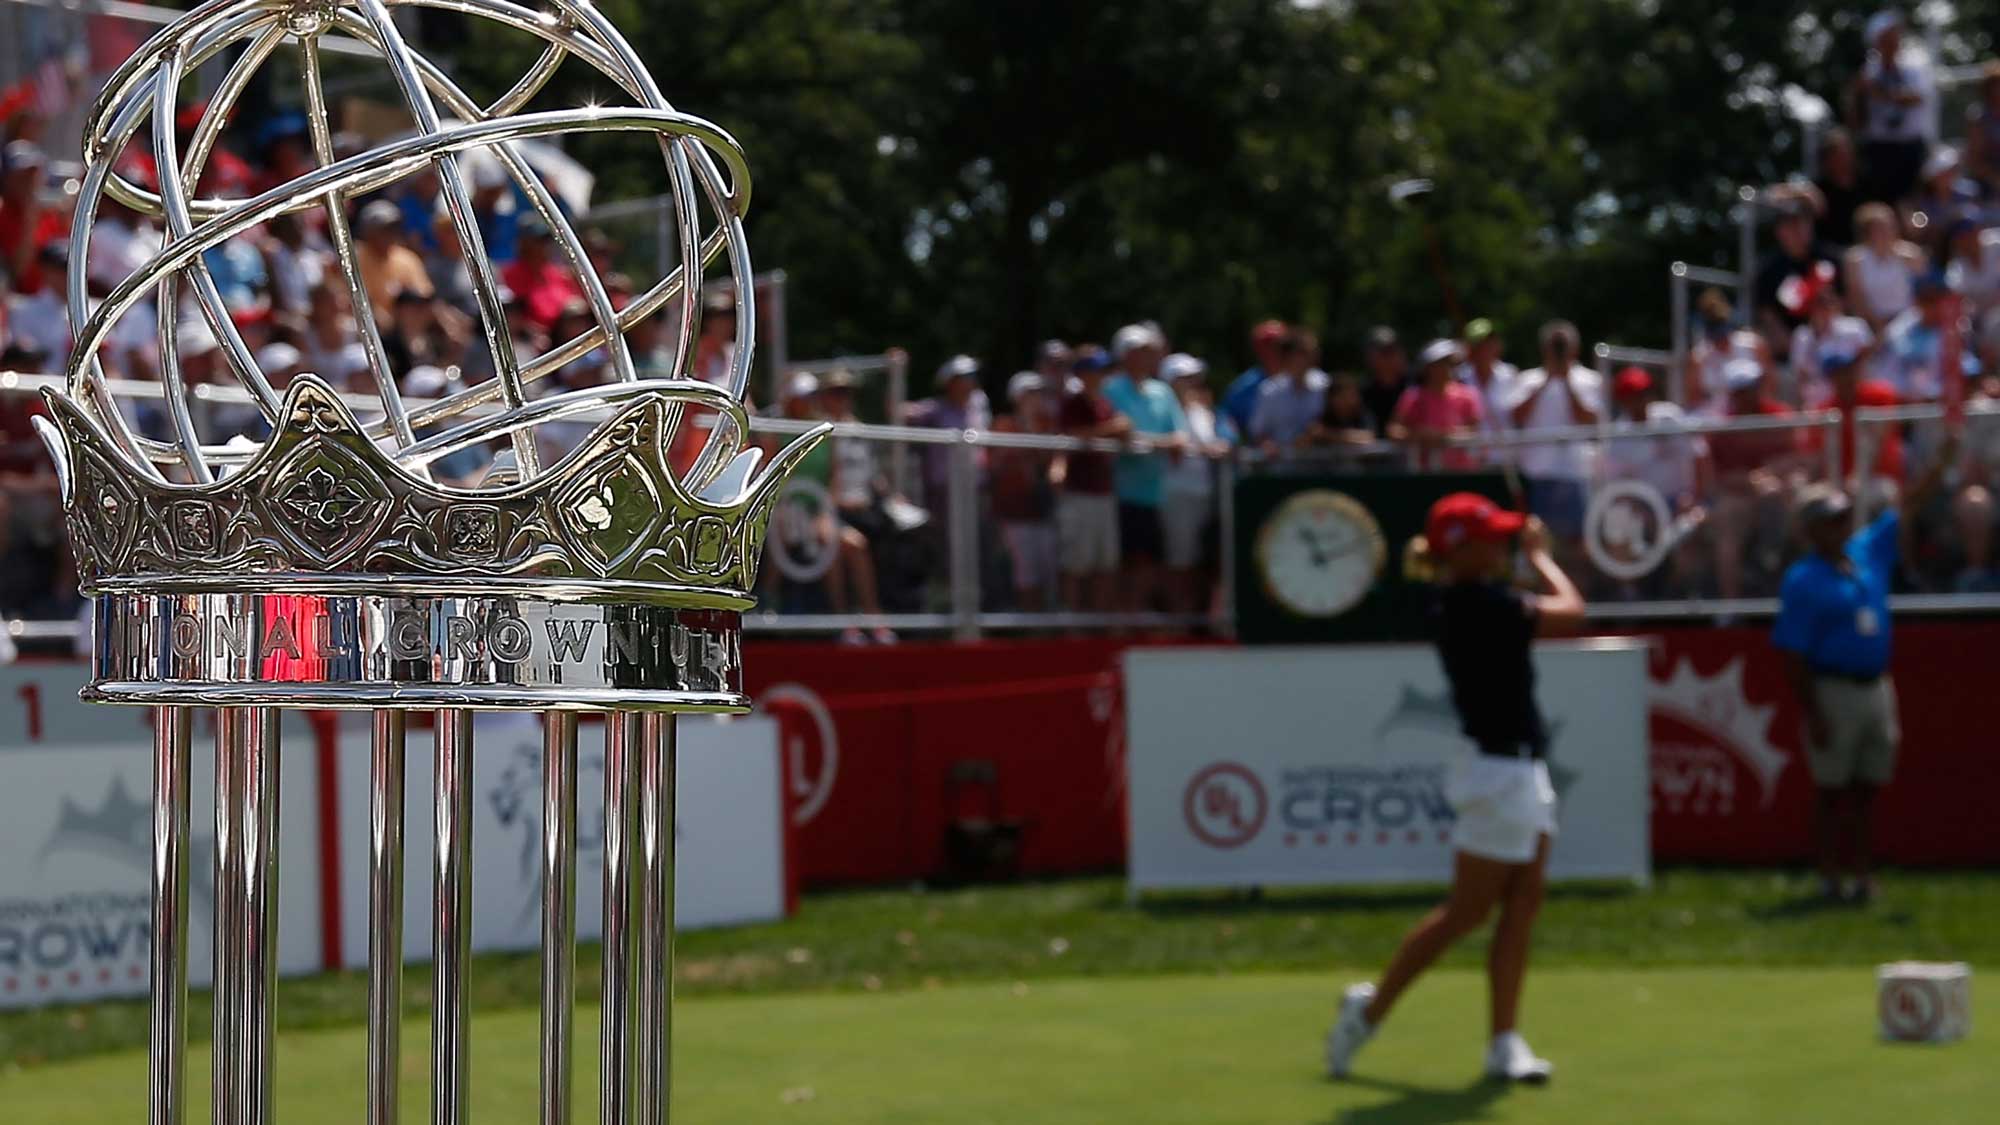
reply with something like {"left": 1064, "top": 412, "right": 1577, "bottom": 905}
{"left": 1254, "top": 490, "right": 1386, "bottom": 617}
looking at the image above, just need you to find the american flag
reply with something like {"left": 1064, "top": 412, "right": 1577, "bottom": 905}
{"left": 0, "top": 48, "right": 75, "bottom": 125}
{"left": 30, "top": 51, "right": 70, "bottom": 116}
{"left": 1941, "top": 292, "right": 1966, "bottom": 432}
{"left": 88, "top": 12, "right": 147, "bottom": 75}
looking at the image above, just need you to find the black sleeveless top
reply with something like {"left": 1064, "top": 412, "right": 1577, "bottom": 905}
{"left": 1431, "top": 580, "right": 1548, "bottom": 758}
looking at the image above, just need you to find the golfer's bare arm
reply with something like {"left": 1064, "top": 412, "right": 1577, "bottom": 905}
{"left": 1521, "top": 520, "right": 1586, "bottom": 636}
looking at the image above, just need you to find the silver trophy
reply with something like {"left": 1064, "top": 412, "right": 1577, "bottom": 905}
{"left": 34, "top": 1, "right": 823, "bottom": 1122}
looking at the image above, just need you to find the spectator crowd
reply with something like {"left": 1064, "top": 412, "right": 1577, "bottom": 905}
{"left": 0, "top": 100, "right": 740, "bottom": 622}
{"left": 4, "top": 6, "right": 2000, "bottom": 635}
{"left": 1712, "top": 8, "right": 2000, "bottom": 596}
{"left": 766, "top": 313, "right": 1611, "bottom": 631}
{"left": 765, "top": 10, "right": 2000, "bottom": 623}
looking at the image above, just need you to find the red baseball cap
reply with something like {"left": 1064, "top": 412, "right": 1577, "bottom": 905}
{"left": 1614, "top": 365, "right": 1652, "bottom": 399}
{"left": 1251, "top": 319, "right": 1287, "bottom": 346}
{"left": 1425, "top": 492, "right": 1525, "bottom": 552}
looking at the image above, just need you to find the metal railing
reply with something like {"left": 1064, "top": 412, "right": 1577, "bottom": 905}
{"left": 7, "top": 370, "right": 2000, "bottom": 640}
{"left": 780, "top": 350, "right": 911, "bottom": 492}
{"left": 583, "top": 192, "right": 800, "bottom": 405}
{"left": 583, "top": 200, "right": 905, "bottom": 436}
{"left": 1595, "top": 342, "right": 1675, "bottom": 386}
{"left": 0, "top": 370, "right": 1229, "bottom": 644}
{"left": 1668, "top": 260, "right": 1750, "bottom": 402}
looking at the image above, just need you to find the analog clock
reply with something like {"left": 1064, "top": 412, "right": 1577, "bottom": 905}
{"left": 1253, "top": 489, "right": 1387, "bottom": 617}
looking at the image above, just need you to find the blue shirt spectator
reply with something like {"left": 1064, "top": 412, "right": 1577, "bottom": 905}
{"left": 1220, "top": 366, "right": 1266, "bottom": 438}
{"left": 1104, "top": 369, "right": 1186, "bottom": 508}
{"left": 202, "top": 236, "right": 268, "bottom": 312}
{"left": 1773, "top": 509, "right": 1899, "bottom": 677}
{"left": 1879, "top": 273, "right": 1982, "bottom": 399}
{"left": 1249, "top": 367, "right": 1329, "bottom": 449}
{"left": 1220, "top": 319, "right": 1287, "bottom": 438}
{"left": 398, "top": 177, "right": 443, "bottom": 255}
{"left": 473, "top": 177, "right": 528, "bottom": 265}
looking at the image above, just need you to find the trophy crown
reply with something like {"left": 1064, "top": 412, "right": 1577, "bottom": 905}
{"left": 42, "top": 0, "right": 826, "bottom": 711}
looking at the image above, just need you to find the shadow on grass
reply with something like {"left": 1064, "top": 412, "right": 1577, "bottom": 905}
{"left": 1745, "top": 892, "right": 1849, "bottom": 922}
{"left": 1320, "top": 1075, "right": 1512, "bottom": 1124}
{"left": 1745, "top": 897, "right": 1918, "bottom": 933}
{"left": 1140, "top": 881, "right": 1637, "bottom": 918}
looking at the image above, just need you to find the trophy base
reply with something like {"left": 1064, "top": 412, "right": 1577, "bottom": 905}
{"left": 82, "top": 681, "right": 750, "bottom": 712}
{"left": 87, "top": 590, "right": 749, "bottom": 710}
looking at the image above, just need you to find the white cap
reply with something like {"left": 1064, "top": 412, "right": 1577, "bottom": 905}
{"left": 175, "top": 318, "right": 219, "bottom": 355}
{"left": 1867, "top": 9, "right": 1902, "bottom": 43}
{"left": 357, "top": 198, "right": 402, "bottom": 231}
{"left": 1828, "top": 316, "right": 1875, "bottom": 353}
{"left": 1722, "top": 357, "right": 1763, "bottom": 393}
{"left": 785, "top": 371, "right": 820, "bottom": 400}
{"left": 403, "top": 364, "right": 450, "bottom": 398}
{"left": 1111, "top": 323, "right": 1165, "bottom": 359}
{"left": 1006, "top": 371, "right": 1046, "bottom": 401}
{"left": 470, "top": 156, "right": 507, "bottom": 190}
{"left": 86, "top": 237, "right": 136, "bottom": 290}
{"left": 1728, "top": 329, "right": 1764, "bottom": 359}
{"left": 255, "top": 342, "right": 301, "bottom": 374}
{"left": 1922, "top": 145, "right": 1960, "bottom": 182}
{"left": 1160, "top": 352, "right": 1207, "bottom": 382}
{"left": 336, "top": 342, "right": 372, "bottom": 378}
{"left": 935, "top": 353, "right": 980, "bottom": 384}
{"left": 1418, "top": 337, "right": 1461, "bottom": 368}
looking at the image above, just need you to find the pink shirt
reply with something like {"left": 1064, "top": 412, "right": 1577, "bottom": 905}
{"left": 1393, "top": 382, "right": 1484, "bottom": 469}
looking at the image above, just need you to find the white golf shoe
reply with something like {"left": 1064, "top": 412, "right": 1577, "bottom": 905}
{"left": 1324, "top": 982, "right": 1376, "bottom": 1079}
{"left": 1484, "top": 1030, "right": 1553, "bottom": 1084}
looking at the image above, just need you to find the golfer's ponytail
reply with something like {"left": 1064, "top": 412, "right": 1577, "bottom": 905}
{"left": 1402, "top": 534, "right": 1438, "bottom": 584}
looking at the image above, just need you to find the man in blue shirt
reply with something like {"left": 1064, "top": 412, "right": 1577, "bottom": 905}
{"left": 1105, "top": 323, "right": 1187, "bottom": 611}
{"left": 1220, "top": 319, "right": 1288, "bottom": 439}
{"left": 1248, "top": 330, "right": 1331, "bottom": 454}
{"left": 1772, "top": 434, "right": 1956, "bottom": 903}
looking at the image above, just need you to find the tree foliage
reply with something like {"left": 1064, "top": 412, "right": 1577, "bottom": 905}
{"left": 433, "top": 0, "right": 2000, "bottom": 387}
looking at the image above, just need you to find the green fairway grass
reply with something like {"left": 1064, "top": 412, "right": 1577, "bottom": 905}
{"left": 6, "top": 869, "right": 2000, "bottom": 1070}
{"left": 2, "top": 969, "right": 1992, "bottom": 1123}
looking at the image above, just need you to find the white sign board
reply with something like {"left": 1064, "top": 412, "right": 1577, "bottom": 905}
{"left": 332, "top": 712, "right": 787, "bottom": 969}
{"left": 0, "top": 664, "right": 324, "bottom": 1009}
{"left": 1125, "top": 642, "right": 1650, "bottom": 893}
{"left": 0, "top": 660, "right": 788, "bottom": 1009}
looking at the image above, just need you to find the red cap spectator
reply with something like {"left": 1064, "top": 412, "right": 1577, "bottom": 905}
{"left": 1809, "top": 350, "right": 1905, "bottom": 482}
{"left": 1613, "top": 366, "right": 1652, "bottom": 401}
{"left": 0, "top": 140, "right": 63, "bottom": 295}
{"left": 1708, "top": 358, "right": 1800, "bottom": 477}
{"left": 231, "top": 301, "right": 273, "bottom": 331}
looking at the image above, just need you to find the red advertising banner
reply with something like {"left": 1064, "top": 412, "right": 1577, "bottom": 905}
{"left": 1608, "top": 622, "right": 2000, "bottom": 866}
{"left": 750, "top": 625, "right": 2000, "bottom": 887}
{"left": 1643, "top": 627, "right": 1813, "bottom": 862}
{"left": 745, "top": 639, "right": 1136, "bottom": 886}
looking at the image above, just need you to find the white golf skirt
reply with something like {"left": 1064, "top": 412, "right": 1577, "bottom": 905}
{"left": 1445, "top": 754, "right": 1557, "bottom": 865}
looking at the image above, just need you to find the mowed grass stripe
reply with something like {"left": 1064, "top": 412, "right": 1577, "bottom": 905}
{"left": 3, "top": 970, "right": 1993, "bottom": 1124}
{"left": 7, "top": 870, "right": 2000, "bottom": 1067}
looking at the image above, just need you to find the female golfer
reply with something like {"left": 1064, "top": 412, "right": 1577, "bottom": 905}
{"left": 1325, "top": 492, "right": 1585, "bottom": 1084}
